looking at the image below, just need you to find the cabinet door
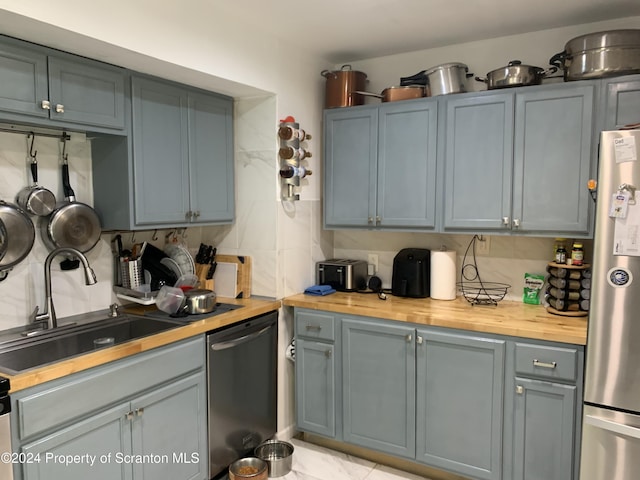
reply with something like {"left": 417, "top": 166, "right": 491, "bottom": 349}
{"left": 416, "top": 329, "right": 505, "bottom": 480}
{"left": 48, "top": 56, "right": 126, "bottom": 129}
{"left": 377, "top": 100, "right": 438, "bottom": 228}
{"left": 513, "top": 84, "right": 595, "bottom": 235}
{"left": 342, "top": 318, "right": 415, "bottom": 458}
{"left": 443, "top": 92, "right": 514, "bottom": 231}
{"left": 131, "top": 373, "right": 208, "bottom": 480}
{"left": 512, "top": 378, "right": 576, "bottom": 480}
{"left": 295, "top": 339, "right": 336, "bottom": 438}
{"left": 22, "top": 403, "right": 132, "bottom": 480}
{"left": 132, "top": 77, "right": 190, "bottom": 226}
{"left": 324, "top": 107, "right": 378, "bottom": 228}
{"left": 0, "top": 41, "right": 48, "bottom": 118}
{"left": 601, "top": 75, "right": 640, "bottom": 130}
{"left": 187, "top": 92, "right": 234, "bottom": 224}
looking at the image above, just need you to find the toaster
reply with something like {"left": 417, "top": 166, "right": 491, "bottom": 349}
{"left": 391, "top": 248, "right": 431, "bottom": 298}
{"left": 316, "top": 259, "right": 367, "bottom": 292}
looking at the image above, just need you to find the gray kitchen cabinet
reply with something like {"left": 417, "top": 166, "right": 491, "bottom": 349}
{"left": 0, "top": 35, "right": 126, "bottom": 131}
{"left": 324, "top": 99, "right": 438, "bottom": 230}
{"left": 11, "top": 336, "right": 208, "bottom": 480}
{"left": 599, "top": 74, "right": 640, "bottom": 130}
{"left": 503, "top": 340, "right": 584, "bottom": 480}
{"left": 443, "top": 92, "right": 514, "bottom": 231}
{"left": 341, "top": 317, "right": 416, "bottom": 459}
{"left": 132, "top": 76, "right": 233, "bottom": 227}
{"left": 95, "top": 76, "right": 234, "bottom": 230}
{"left": 416, "top": 329, "right": 505, "bottom": 480}
{"left": 443, "top": 82, "right": 595, "bottom": 236}
{"left": 512, "top": 378, "right": 576, "bottom": 480}
{"left": 294, "top": 310, "right": 338, "bottom": 439}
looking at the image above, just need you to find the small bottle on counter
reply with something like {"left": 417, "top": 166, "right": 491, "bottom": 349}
{"left": 554, "top": 238, "right": 567, "bottom": 264}
{"left": 571, "top": 242, "right": 584, "bottom": 266}
{"left": 279, "top": 164, "right": 312, "bottom": 179}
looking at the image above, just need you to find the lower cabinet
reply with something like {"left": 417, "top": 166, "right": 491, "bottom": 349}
{"left": 342, "top": 319, "right": 416, "bottom": 459}
{"left": 416, "top": 329, "right": 504, "bottom": 480}
{"left": 11, "top": 337, "right": 208, "bottom": 480}
{"left": 511, "top": 379, "right": 576, "bottom": 480}
{"left": 294, "top": 308, "right": 584, "bottom": 480}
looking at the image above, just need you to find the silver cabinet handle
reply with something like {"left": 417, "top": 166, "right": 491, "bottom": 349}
{"left": 135, "top": 407, "right": 144, "bottom": 417}
{"left": 125, "top": 411, "right": 134, "bottom": 421}
{"left": 502, "top": 216, "right": 510, "bottom": 226}
{"left": 406, "top": 334, "right": 412, "bottom": 343}
{"left": 41, "top": 100, "right": 51, "bottom": 110}
{"left": 416, "top": 335, "right": 423, "bottom": 345}
{"left": 376, "top": 215, "right": 381, "bottom": 225}
{"left": 305, "top": 325, "right": 321, "bottom": 332}
{"left": 368, "top": 217, "right": 374, "bottom": 224}
{"left": 533, "top": 359, "right": 557, "bottom": 369}
{"left": 516, "top": 385, "right": 524, "bottom": 395}
{"left": 325, "top": 349, "right": 332, "bottom": 358}
{"left": 193, "top": 211, "right": 200, "bottom": 218}
{"left": 185, "top": 210, "right": 192, "bottom": 219}
{"left": 55, "top": 104, "right": 64, "bottom": 113}
{"left": 513, "top": 218, "right": 521, "bottom": 228}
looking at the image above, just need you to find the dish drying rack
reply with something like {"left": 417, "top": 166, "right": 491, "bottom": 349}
{"left": 456, "top": 235, "right": 510, "bottom": 306}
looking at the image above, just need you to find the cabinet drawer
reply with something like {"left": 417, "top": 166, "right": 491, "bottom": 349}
{"left": 515, "top": 343, "right": 578, "bottom": 382}
{"left": 295, "top": 310, "right": 335, "bottom": 341}
{"left": 16, "top": 336, "right": 205, "bottom": 440}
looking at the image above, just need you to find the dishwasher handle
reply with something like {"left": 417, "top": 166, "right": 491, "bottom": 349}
{"left": 210, "top": 324, "right": 274, "bottom": 351}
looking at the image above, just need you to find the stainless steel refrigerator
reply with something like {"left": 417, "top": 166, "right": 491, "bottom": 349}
{"left": 581, "top": 128, "right": 640, "bottom": 480}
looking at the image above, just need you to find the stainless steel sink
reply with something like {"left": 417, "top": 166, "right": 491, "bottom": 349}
{"left": 0, "top": 315, "right": 184, "bottom": 374}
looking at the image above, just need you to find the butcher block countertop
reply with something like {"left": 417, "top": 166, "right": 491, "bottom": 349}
{"left": 283, "top": 293, "right": 588, "bottom": 346}
{"left": 3, "top": 297, "right": 281, "bottom": 393}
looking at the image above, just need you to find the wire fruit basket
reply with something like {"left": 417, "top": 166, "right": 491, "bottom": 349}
{"left": 456, "top": 235, "right": 510, "bottom": 306}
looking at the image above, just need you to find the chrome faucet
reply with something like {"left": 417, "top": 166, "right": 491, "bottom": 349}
{"left": 34, "top": 247, "right": 97, "bottom": 330}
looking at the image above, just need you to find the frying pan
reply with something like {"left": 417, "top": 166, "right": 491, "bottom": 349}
{"left": 0, "top": 200, "right": 35, "bottom": 280}
{"left": 15, "top": 134, "right": 56, "bottom": 216}
{"left": 41, "top": 155, "right": 101, "bottom": 254}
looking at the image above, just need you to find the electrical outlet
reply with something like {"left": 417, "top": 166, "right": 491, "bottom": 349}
{"left": 475, "top": 236, "right": 491, "bottom": 256}
{"left": 367, "top": 254, "right": 379, "bottom": 274}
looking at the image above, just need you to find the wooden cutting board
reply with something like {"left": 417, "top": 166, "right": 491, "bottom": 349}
{"left": 213, "top": 255, "right": 252, "bottom": 298}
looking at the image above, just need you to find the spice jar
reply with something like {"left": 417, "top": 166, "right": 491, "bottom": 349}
{"left": 571, "top": 242, "right": 584, "bottom": 266}
{"left": 554, "top": 239, "right": 567, "bottom": 264}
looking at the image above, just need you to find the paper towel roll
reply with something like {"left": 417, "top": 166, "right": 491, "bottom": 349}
{"left": 430, "top": 250, "right": 457, "bottom": 300}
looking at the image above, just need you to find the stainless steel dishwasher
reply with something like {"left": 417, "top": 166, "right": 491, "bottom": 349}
{"left": 207, "top": 311, "right": 277, "bottom": 478}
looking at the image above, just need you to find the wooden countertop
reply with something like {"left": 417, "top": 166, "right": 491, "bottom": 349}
{"left": 3, "top": 297, "right": 281, "bottom": 393}
{"left": 283, "top": 293, "right": 588, "bottom": 346}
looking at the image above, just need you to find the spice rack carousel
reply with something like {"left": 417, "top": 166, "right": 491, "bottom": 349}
{"left": 545, "top": 262, "right": 591, "bottom": 317}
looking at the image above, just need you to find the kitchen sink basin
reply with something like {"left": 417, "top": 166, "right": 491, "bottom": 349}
{"left": 0, "top": 315, "right": 184, "bottom": 374}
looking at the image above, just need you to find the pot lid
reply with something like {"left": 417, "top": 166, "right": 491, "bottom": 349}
{"left": 424, "top": 62, "right": 469, "bottom": 75}
{"left": 565, "top": 29, "right": 640, "bottom": 53}
{"left": 487, "top": 60, "right": 544, "bottom": 75}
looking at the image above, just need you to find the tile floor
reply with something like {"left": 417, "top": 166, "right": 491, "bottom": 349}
{"left": 278, "top": 438, "right": 430, "bottom": 480}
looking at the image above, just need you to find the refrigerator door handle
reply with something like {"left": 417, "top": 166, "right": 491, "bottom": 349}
{"left": 585, "top": 414, "right": 640, "bottom": 439}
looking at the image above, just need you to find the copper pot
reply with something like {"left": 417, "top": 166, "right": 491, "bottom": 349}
{"left": 355, "top": 85, "right": 426, "bottom": 102}
{"left": 321, "top": 65, "right": 367, "bottom": 108}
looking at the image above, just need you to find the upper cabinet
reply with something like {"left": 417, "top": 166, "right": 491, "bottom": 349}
{"left": 324, "top": 78, "right": 606, "bottom": 237}
{"left": 93, "top": 76, "right": 234, "bottom": 230}
{"left": 324, "top": 99, "right": 438, "bottom": 230}
{"left": 599, "top": 74, "right": 640, "bottom": 130}
{"left": 0, "top": 36, "right": 127, "bottom": 132}
{"left": 443, "top": 83, "right": 595, "bottom": 236}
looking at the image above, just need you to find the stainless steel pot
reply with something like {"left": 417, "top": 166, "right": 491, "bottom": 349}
{"left": 550, "top": 29, "right": 640, "bottom": 81}
{"left": 355, "top": 85, "right": 426, "bottom": 102}
{"left": 321, "top": 65, "right": 368, "bottom": 108}
{"left": 475, "top": 60, "right": 557, "bottom": 89}
{"left": 183, "top": 288, "right": 217, "bottom": 314}
{"left": 0, "top": 200, "right": 35, "bottom": 281}
{"left": 401, "top": 63, "right": 473, "bottom": 96}
{"left": 42, "top": 162, "right": 101, "bottom": 254}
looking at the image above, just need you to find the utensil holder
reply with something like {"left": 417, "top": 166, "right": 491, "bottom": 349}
{"left": 120, "top": 258, "right": 144, "bottom": 289}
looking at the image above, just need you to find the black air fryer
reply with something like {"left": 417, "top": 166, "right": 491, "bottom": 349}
{"left": 392, "top": 248, "right": 431, "bottom": 298}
